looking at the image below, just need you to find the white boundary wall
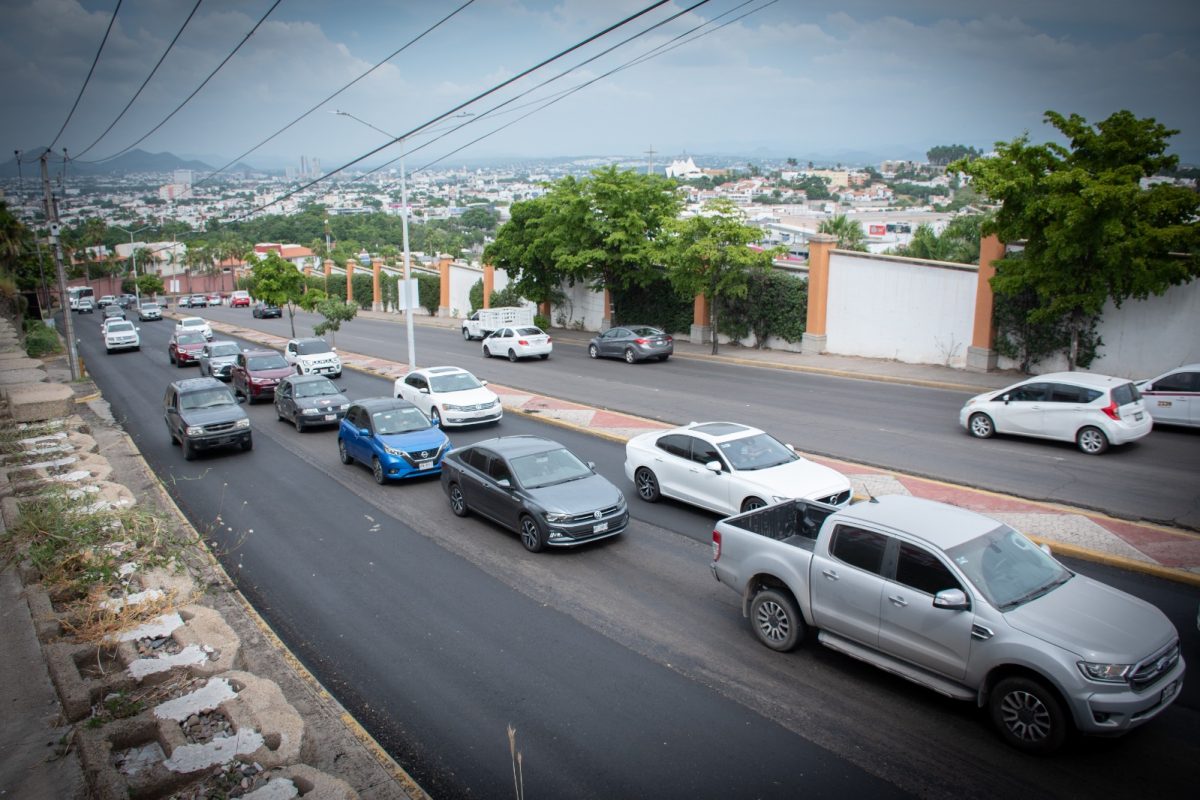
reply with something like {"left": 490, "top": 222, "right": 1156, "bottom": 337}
{"left": 551, "top": 281, "right": 607, "bottom": 331}
{"left": 825, "top": 251, "right": 977, "bottom": 368}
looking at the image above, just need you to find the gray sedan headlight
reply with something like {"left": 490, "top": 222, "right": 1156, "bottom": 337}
{"left": 302, "top": 408, "right": 321, "bottom": 415}
{"left": 1078, "top": 661, "right": 1133, "bottom": 682}
{"left": 543, "top": 511, "right": 572, "bottom": 523}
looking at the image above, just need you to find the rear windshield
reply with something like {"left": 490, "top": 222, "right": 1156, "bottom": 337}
{"left": 515, "top": 327, "right": 543, "bottom": 336}
{"left": 248, "top": 354, "right": 288, "bottom": 370}
{"left": 107, "top": 321, "right": 134, "bottom": 332}
{"left": 1111, "top": 383, "right": 1141, "bottom": 406}
{"left": 210, "top": 344, "right": 240, "bottom": 357}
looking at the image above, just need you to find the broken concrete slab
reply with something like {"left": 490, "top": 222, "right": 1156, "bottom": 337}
{"left": 6, "top": 383, "right": 75, "bottom": 422}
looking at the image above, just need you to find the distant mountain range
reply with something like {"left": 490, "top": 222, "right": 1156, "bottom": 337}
{"left": 0, "top": 148, "right": 261, "bottom": 178}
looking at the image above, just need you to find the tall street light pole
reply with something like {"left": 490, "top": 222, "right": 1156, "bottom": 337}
{"left": 114, "top": 224, "right": 154, "bottom": 307}
{"left": 331, "top": 110, "right": 471, "bottom": 372}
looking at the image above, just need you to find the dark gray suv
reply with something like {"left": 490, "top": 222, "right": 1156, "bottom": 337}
{"left": 163, "top": 377, "right": 252, "bottom": 460}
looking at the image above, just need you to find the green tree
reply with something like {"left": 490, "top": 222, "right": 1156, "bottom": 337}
{"left": 246, "top": 252, "right": 305, "bottom": 338}
{"left": 953, "top": 109, "right": 1200, "bottom": 369}
{"left": 899, "top": 216, "right": 982, "bottom": 264}
{"left": 927, "top": 144, "right": 981, "bottom": 166}
{"left": 134, "top": 273, "right": 164, "bottom": 297}
{"left": 482, "top": 196, "right": 564, "bottom": 308}
{"left": 658, "top": 199, "right": 777, "bottom": 355}
{"left": 817, "top": 214, "right": 867, "bottom": 251}
{"left": 309, "top": 297, "right": 357, "bottom": 346}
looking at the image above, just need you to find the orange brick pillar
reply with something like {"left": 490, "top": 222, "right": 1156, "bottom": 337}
{"left": 601, "top": 288, "right": 613, "bottom": 331}
{"left": 691, "top": 293, "right": 710, "bottom": 343}
{"left": 438, "top": 256, "right": 451, "bottom": 317}
{"left": 482, "top": 264, "right": 495, "bottom": 309}
{"left": 371, "top": 258, "right": 383, "bottom": 311}
{"left": 323, "top": 259, "right": 333, "bottom": 295}
{"left": 967, "top": 234, "right": 1004, "bottom": 372}
{"left": 345, "top": 259, "right": 355, "bottom": 304}
{"left": 538, "top": 300, "right": 551, "bottom": 324}
{"left": 802, "top": 233, "right": 836, "bottom": 354}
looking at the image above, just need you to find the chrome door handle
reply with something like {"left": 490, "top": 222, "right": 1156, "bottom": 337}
{"left": 888, "top": 595, "right": 908, "bottom": 607}
{"left": 821, "top": 569, "right": 838, "bottom": 580}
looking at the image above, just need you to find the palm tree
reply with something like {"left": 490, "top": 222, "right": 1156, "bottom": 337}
{"left": 817, "top": 214, "right": 867, "bottom": 252}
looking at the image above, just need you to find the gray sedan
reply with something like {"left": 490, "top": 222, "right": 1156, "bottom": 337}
{"left": 440, "top": 435, "right": 628, "bottom": 552}
{"left": 588, "top": 325, "right": 673, "bottom": 363}
{"left": 272, "top": 374, "right": 350, "bottom": 432}
{"left": 197, "top": 341, "right": 242, "bottom": 380}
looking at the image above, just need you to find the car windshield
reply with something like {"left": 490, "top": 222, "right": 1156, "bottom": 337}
{"left": 209, "top": 344, "right": 240, "bottom": 357}
{"left": 372, "top": 407, "right": 430, "bottom": 434}
{"left": 295, "top": 340, "right": 332, "bottom": 355}
{"left": 429, "top": 373, "right": 482, "bottom": 393}
{"left": 247, "top": 354, "right": 288, "bottom": 370}
{"left": 179, "top": 389, "right": 236, "bottom": 410}
{"left": 629, "top": 326, "right": 664, "bottom": 337}
{"left": 295, "top": 378, "right": 339, "bottom": 398}
{"left": 181, "top": 319, "right": 205, "bottom": 328}
{"left": 718, "top": 433, "right": 798, "bottom": 471}
{"left": 509, "top": 447, "right": 591, "bottom": 489}
{"left": 176, "top": 333, "right": 204, "bottom": 345}
{"left": 141, "top": 304, "right": 159, "bottom": 311}
{"left": 107, "top": 322, "right": 133, "bottom": 332}
{"left": 104, "top": 307, "right": 122, "bottom": 316}
{"left": 945, "top": 525, "right": 1072, "bottom": 610}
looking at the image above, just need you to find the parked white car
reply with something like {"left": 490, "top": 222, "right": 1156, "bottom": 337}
{"left": 1137, "top": 364, "right": 1199, "bottom": 428}
{"left": 482, "top": 326, "right": 552, "bottom": 361}
{"left": 284, "top": 337, "right": 342, "bottom": 377}
{"left": 103, "top": 320, "right": 140, "bottom": 353}
{"left": 624, "top": 421, "right": 853, "bottom": 516}
{"left": 960, "top": 372, "right": 1152, "bottom": 454}
{"left": 175, "top": 316, "right": 213, "bottom": 341}
{"left": 393, "top": 366, "right": 502, "bottom": 428}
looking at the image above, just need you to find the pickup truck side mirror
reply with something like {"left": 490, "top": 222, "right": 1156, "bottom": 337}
{"left": 705, "top": 460, "right": 722, "bottom": 474}
{"left": 933, "top": 588, "right": 970, "bottom": 610}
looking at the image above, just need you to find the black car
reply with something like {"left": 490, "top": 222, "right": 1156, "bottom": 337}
{"left": 252, "top": 302, "right": 282, "bottom": 319}
{"left": 440, "top": 435, "right": 628, "bottom": 552}
{"left": 588, "top": 325, "right": 674, "bottom": 363}
{"left": 273, "top": 374, "right": 350, "bottom": 432}
{"left": 163, "top": 377, "right": 252, "bottom": 460}
{"left": 102, "top": 305, "right": 126, "bottom": 321}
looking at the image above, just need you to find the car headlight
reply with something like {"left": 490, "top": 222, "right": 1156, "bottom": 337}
{"left": 544, "top": 512, "right": 572, "bottom": 523}
{"left": 383, "top": 444, "right": 404, "bottom": 457}
{"left": 338, "top": 403, "right": 350, "bottom": 411}
{"left": 234, "top": 418, "right": 251, "bottom": 429}
{"left": 302, "top": 408, "right": 321, "bottom": 415}
{"left": 185, "top": 426, "right": 204, "bottom": 436}
{"left": 445, "top": 403, "right": 467, "bottom": 411}
{"left": 1078, "top": 661, "right": 1133, "bottom": 683}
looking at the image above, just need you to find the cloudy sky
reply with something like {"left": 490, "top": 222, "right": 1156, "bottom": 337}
{"left": 2, "top": 0, "right": 1197, "bottom": 173}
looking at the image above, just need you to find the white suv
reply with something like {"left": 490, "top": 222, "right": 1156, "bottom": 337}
{"left": 960, "top": 372, "right": 1152, "bottom": 454}
{"left": 285, "top": 337, "right": 342, "bottom": 377}
{"left": 103, "top": 320, "right": 140, "bottom": 353}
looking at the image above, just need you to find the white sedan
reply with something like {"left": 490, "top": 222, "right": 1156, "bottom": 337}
{"left": 394, "top": 366, "right": 502, "bottom": 427}
{"left": 1137, "top": 363, "right": 1199, "bottom": 428}
{"left": 175, "top": 316, "right": 213, "bottom": 341}
{"left": 482, "top": 326, "right": 552, "bottom": 361}
{"left": 624, "top": 421, "right": 853, "bottom": 516}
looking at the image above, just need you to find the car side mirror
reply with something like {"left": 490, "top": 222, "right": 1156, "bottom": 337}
{"left": 1002, "top": 394, "right": 1010, "bottom": 405}
{"left": 586, "top": 461, "right": 596, "bottom": 470}
{"left": 933, "top": 589, "right": 969, "bottom": 610}
{"left": 331, "top": 346, "right": 337, "bottom": 352}
{"left": 1039, "top": 543, "right": 1052, "bottom": 557}
{"left": 359, "top": 428, "right": 370, "bottom": 436}
{"left": 497, "top": 478, "right": 511, "bottom": 489}
{"left": 1142, "top": 382, "right": 1153, "bottom": 391}
{"left": 480, "top": 380, "right": 488, "bottom": 386}
{"left": 705, "top": 460, "right": 722, "bottom": 474}
{"left": 236, "top": 396, "right": 246, "bottom": 404}
{"left": 419, "top": 387, "right": 429, "bottom": 394}
{"left": 785, "top": 443, "right": 795, "bottom": 452}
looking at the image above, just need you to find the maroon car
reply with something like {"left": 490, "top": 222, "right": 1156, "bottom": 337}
{"left": 231, "top": 349, "right": 292, "bottom": 403}
{"left": 168, "top": 331, "right": 207, "bottom": 367}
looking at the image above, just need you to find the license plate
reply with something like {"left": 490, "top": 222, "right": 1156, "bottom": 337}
{"left": 418, "top": 460, "right": 433, "bottom": 471}
{"left": 1134, "top": 412, "right": 1144, "bottom": 421}
{"left": 323, "top": 414, "right": 336, "bottom": 421}
{"left": 1162, "top": 680, "right": 1180, "bottom": 704}
{"left": 593, "top": 521, "right": 608, "bottom": 533}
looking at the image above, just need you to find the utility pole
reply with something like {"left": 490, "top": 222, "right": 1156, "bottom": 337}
{"left": 41, "top": 151, "right": 81, "bottom": 380}
{"left": 644, "top": 145, "right": 657, "bottom": 176}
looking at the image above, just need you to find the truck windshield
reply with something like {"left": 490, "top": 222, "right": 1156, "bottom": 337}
{"left": 945, "top": 525, "right": 1072, "bottom": 610}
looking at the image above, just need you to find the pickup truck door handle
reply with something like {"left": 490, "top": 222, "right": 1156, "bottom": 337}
{"left": 821, "top": 569, "right": 838, "bottom": 580}
{"left": 887, "top": 595, "right": 908, "bottom": 607}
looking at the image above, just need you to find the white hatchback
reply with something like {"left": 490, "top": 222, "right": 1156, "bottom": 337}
{"left": 959, "top": 372, "right": 1152, "bottom": 454}
{"left": 482, "top": 326, "right": 552, "bottom": 361}
{"left": 394, "top": 366, "right": 502, "bottom": 427}
{"left": 1137, "top": 364, "right": 1200, "bottom": 429}
{"left": 624, "top": 421, "right": 853, "bottom": 516}
{"left": 175, "top": 316, "right": 213, "bottom": 341}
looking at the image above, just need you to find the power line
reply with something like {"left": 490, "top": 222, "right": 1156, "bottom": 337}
{"left": 194, "top": 0, "right": 476, "bottom": 187}
{"left": 72, "top": 0, "right": 205, "bottom": 160}
{"left": 81, "top": 0, "right": 283, "bottom": 164}
{"left": 49, "top": 0, "right": 123, "bottom": 153}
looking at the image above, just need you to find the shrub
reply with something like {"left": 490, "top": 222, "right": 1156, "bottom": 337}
{"left": 416, "top": 273, "right": 441, "bottom": 315}
{"left": 24, "top": 319, "right": 62, "bottom": 358}
{"left": 468, "top": 279, "right": 484, "bottom": 314}
{"left": 612, "top": 276, "right": 693, "bottom": 334}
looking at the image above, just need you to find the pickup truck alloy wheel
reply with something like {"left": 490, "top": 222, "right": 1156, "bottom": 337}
{"left": 968, "top": 413, "right": 995, "bottom": 439}
{"left": 635, "top": 468, "right": 660, "bottom": 502}
{"left": 462, "top": 328, "right": 471, "bottom": 341}
{"left": 448, "top": 483, "right": 468, "bottom": 517}
{"left": 588, "top": 344, "right": 598, "bottom": 359}
{"left": 750, "top": 589, "right": 803, "bottom": 652}
{"left": 1076, "top": 426, "right": 1109, "bottom": 455}
{"left": 338, "top": 439, "right": 353, "bottom": 465}
{"left": 519, "top": 515, "right": 545, "bottom": 553}
{"left": 990, "top": 676, "right": 1067, "bottom": 753}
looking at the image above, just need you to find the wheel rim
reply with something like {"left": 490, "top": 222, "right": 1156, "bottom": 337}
{"left": 373, "top": 459, "right": 385, "bottom": 483}
{"left": 450, "top": 486, "right": 465, "bottom": 514}
{"left": 520, "top": 519, "right": 540, "bottom": 550}
{"left": 755, "top": 600, "right": 791, "bottom": 643}
{"left": 625, "top": 349, "right": 635, "bottom": 363}
{"left": 589, "top": 345, "right": 597, "bottom": 358}
{"left": 970, "top": 415, "right": 992, "bottom": 437}
{"left": 1079, "top": 429, "right": 1104, "bottom": 453}
{"left": 431, "top": 408, "right": 441, "bottom": 426}
{"left": 339, "top": 440, "right": 350, "bottom": 463}
{"left": 999, "top": 689, "right": 1052, "bottom": 743}
{"left": 743, "top": 497, "right": 765, "bottom": 512}
{"left": 636, "top": 470, "right": 657, "bottom": 500}
{"left": 483, "top": 346, "right": 490, "bottom": 358}
{"left": 463, "top": 328, "right": 470, "bottom": 340}
{"left": 508, "top": 350, "right": 517, "bottom": 362}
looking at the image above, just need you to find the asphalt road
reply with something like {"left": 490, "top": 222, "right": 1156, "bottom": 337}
{"left": 72, "top": 313, "right": 1199, "bottom": 799}
{"left": 203, "top": 306, "right": 1200, "bottom": 530}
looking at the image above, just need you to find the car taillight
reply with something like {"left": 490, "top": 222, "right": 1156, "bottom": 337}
{"left": 712, "top": 531, "right": 722, "bottom": 561}
{"left": 546, "top": 336, "right": 552, "bottom": 343}
{"left": 1102, "top": 400, "right": 1121, "bottom": 420}
{"left": 518, "top": 339, "right": 529, "bottom": 346}
{"left": 635, "top": 338, "right": 649, "bottom": 345}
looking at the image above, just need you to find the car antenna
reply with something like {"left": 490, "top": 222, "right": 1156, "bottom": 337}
{"left": 861, "top": 482, "right": 879, "bottom": 504}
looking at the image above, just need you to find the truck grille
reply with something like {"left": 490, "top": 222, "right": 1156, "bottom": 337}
{"left": 203, "top": 421, "right": 237, "bottom": 435}
{"left": 1130, "top": 640, "right": 1180, "bottom": 692}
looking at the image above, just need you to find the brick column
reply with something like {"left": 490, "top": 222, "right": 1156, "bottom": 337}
{"left": 482, "top": 263, "right": 495, "bottom": 309}
{"left": 601, "top": 288, "right": 613, "bottom": 331}
{"left": 371, "top": 258, "right": 382, "bottom": 311}
{"left": 538, "top": 300, "right": 551, "bottom": 323}
{"left": 691, "top": 293, "right": 711, "bottom": 343}
{"left": 345, "top": 259, "right": 355, "bottom": 304}
{"left": 323, "top": 259, "right": 333, "bottom": 280}
{"left": 802, "top": 233, "right": 836, "bottom": 355}
{"left": 438, "top": 256, "right": 451, "bottom": 317}
{"left": 967, "top": 234, "right": 1004, "bottom": 372}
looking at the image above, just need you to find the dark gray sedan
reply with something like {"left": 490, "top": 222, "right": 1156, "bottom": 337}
{"left": 588, "top": 325, "right": 673, "bottom": 363}
{"left": 273, "top": 374, "right": 350, "bottom": 432}
{"left": 440, "top": 435, "right": 628, "bottom": 552}
{"left": 197, "top": 341, "right": 242, "bottom": 380}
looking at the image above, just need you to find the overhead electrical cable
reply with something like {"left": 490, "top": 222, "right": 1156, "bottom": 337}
{"left": 82, "top": 0, "right": 283, "bottom": 164}
{"left": 224, "top": 0, "right": 672, "bottom": 222}
{"left": 48, "top": 0, "right": 123, "bottom": 152}
{"left": 194, "top": 0, "right": 476, "bottom": 186}
{"left": 71, "top": 0, "right": 205, "bottom": 160}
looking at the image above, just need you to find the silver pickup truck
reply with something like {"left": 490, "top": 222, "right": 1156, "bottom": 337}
{"left": 711, "top": 494, "right": 1184, "bottom": 753}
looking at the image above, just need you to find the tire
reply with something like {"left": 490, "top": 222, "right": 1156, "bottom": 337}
{"left": 968, "top": 412, "right": 995, "bottom": 439}
{"left": 296, "top": 365, "right": 303, "bottom": 375}
{"left": 294, "top": 415, "right": 304, "bottom": 433}
{"left": 1076, "top": 426, "right": 1109, "bottom": 455}
{"left": 177, "top": 357, "right": 186, "bottom": 368}
{"left": 462, "top": 327, "right": 471, "bottom": 341}
{"left": 741, "top": 496, "right": 767, "bottom": 513}
{"left": 749, "top": 589, "right": 804, "bottom": 652}
{"left": 634, "top": 467, "right": 661, "bottom": 502}
{"left": 507, "top": 349, "right": 518, "bottom": 363}
{"left": 989, "top": 676, "right": 1069, "bottom": 754}
{"left": 482, "top": 345, "right": 492, "bottom": 359}
{"left": 448, "top": 483, "right": 468, "bottom": 517}
{"left": 519, "top": 515, "right": 545, "bottom": 553}
{"left": 332, "top": 371, "right": 342, "bottom": 379}
{"left": 169, "top": 351, "right": 175, "bottom": 365}
{"left": 338, "top": 438, "right": 353, "bottom": 465}
{"left": 429, "top": 407, "right": 441, "bottom": 427}
{"left": 658, "top": 354, "right": 669, "bottom": 362}
{"left": 182, "top": 438, "right": 196, "bottom": 461}
{"left": 372, "top": 457, "right": 386, "bottom": 485}
{"left": 624, "top": 348, "right": 636, "bottom": 364}
{"left": 241, "top": 435, "right": 253, "bottom": 452}
{"left": 105, "top": 347, "right": 113, "bottom": 354}
{"left": 588, "top": 344, "right": 599, "bottom": 359}
{"left": 538, "top": 354, "right": 549, "bottom": 360}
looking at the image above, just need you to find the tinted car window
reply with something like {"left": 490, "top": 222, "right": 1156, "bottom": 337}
{"left": 690, "top": 439, "right": 724, "bottom": 468}
{"left": 487, "top": 456, "right": 512, "bottom": 483}
{"left": 1009, "top": 383, "right": 1048, "bottom": 402}
{"left": 830, "top": 526, "right": 887, "bottom": 574}
{"left": 462, "top": 448, "right": 488, "bottom": 471}
{"left": 1048, "top": 383, "right": 1100, "bottom": 403}
{"left": 657, "top": 434, "right": 691, "bottom": 459}
{"left": 1155, "top": 371, "right": 1198, "bottom": 392}
{"left": 1111, "top": 383, "right": 1141, "bottom": 406}
{"left": 895, "top": 543, "right": 963, "bottom": 595}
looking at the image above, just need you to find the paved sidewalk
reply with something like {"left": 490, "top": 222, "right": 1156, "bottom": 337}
{"left": 197, "top": 309, "right": 1200, "bottom": 585}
